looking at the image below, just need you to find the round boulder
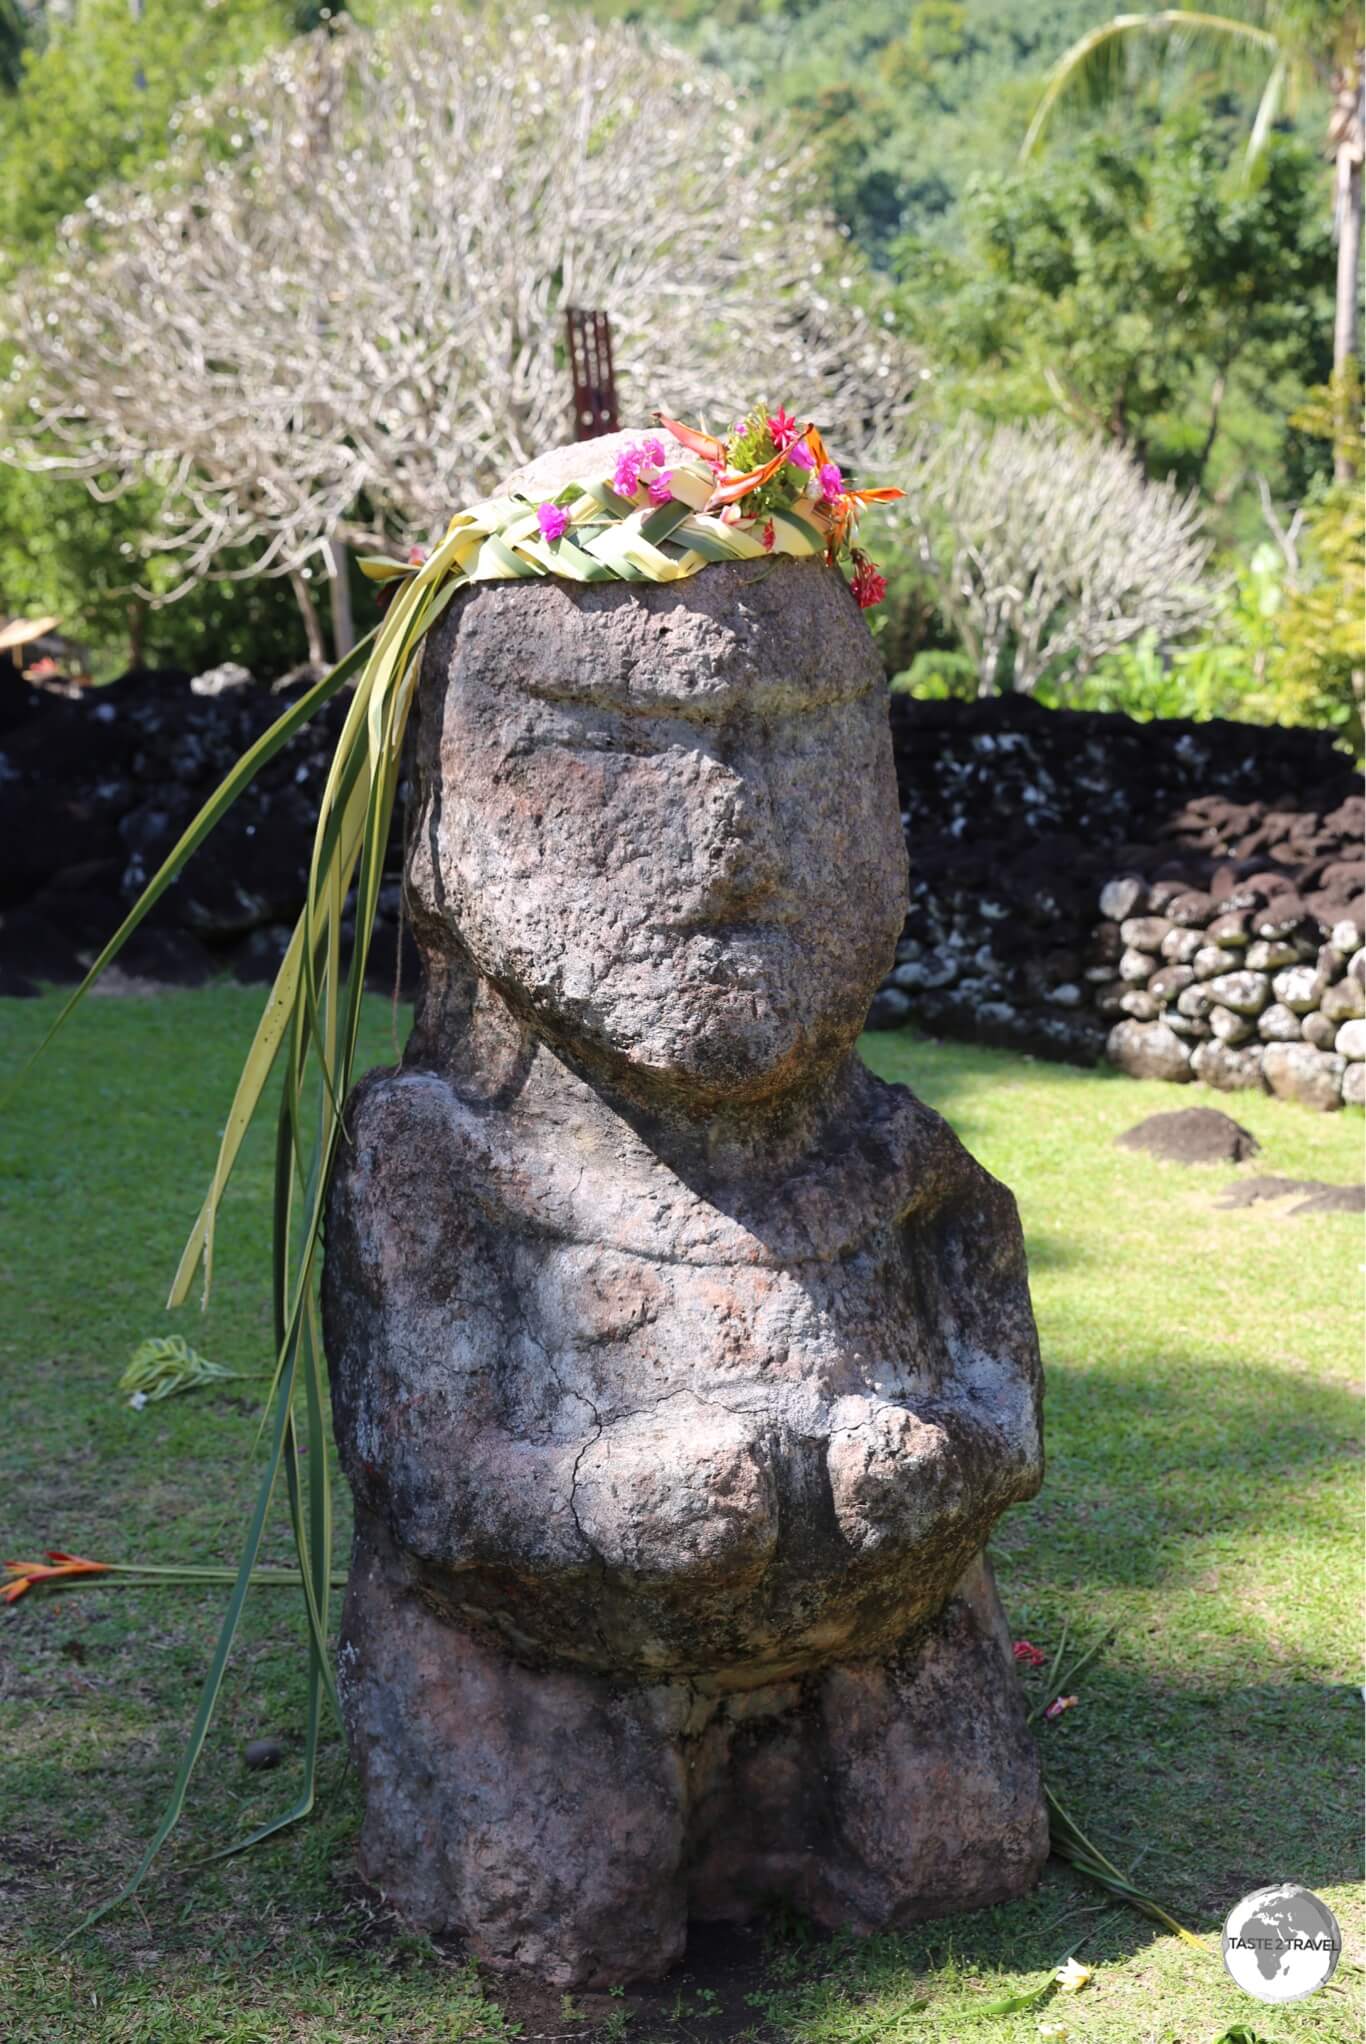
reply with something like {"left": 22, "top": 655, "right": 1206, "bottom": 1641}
{"left": 1245, "top": 939, "right": 1298, "bottom": 971}
{"left": 1209, "top": 1005, "right": 1255, "bottom": 1046}
{"left": 1160, "top": 927, "right": 1204, "bottom": 966}
{"left": 1205, "top": 970, "right": 1271, "bottom": 1017}
{"left": 1323, "top": 977, "right": 1364, "bottom": 1024}
{"left": 1120, "top": 915, "right": 1172, "bottom": 954}
{"left": 1116, "top": 1106, "right": 1259, "bottom": 1166}
{"left": 1261, "top": 1042, "right": 1346, "bottom": 1112}
{"left": 1191, "top": 1040, "right": 1267, "bottom": 1092}
{"left": 1336, "top": 1019, "right": 1366, "bottom": 1062}
{"left": 1107, "top": 1018, "right": 1194, "bottom": 1083}
{"left": 1099, "top": 876, "right": 1148, "bottom": 922}
{"left": 1272, "top": 965, "right": 1327, "bottom": 1015}
{"left": 1257, "top": 1003, "right": 1303, "bottom": 1043}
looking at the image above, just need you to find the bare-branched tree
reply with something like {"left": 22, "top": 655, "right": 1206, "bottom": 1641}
{"left": 898, "top": 418, "right": 1217, "bottom": 697}
{"left": 3, "top": 6, "right": 920, "bottom": 657}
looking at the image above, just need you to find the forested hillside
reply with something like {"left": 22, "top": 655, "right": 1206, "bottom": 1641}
{"left": 592, "top": 0, "right": 1247, "bottom": 250}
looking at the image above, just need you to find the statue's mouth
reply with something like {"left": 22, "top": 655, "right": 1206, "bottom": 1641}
{"left": 653, "top": 923, "right": 799, "bottom": 993}
{"left": 659, "top": 910, "right": 800, "bottom": 937}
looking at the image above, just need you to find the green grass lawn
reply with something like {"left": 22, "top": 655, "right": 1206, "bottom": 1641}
{"left": 0, "top": 986, "right": 1361, "bottom": 2044}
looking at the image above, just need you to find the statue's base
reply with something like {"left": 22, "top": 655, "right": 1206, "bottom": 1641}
{"left": 339, "top": 1518, "right": 1048, "bottom": 1987}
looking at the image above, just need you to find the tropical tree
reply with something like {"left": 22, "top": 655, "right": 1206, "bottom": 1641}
{"left": 897, "top": 416, "right": 1216, "bottom": 695}
{"left": 2, "top": 6, "right": 919, "bottom": 659}
{"left": 1022, "top": 5, "right": 1364, "bottom": 475}
{"left": 894, "top": 111, "right": 1334, "bottom": 496}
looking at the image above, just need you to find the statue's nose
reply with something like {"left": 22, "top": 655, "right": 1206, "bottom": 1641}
{"left": 690, "top": 749, "right": 788, "bottom": 916}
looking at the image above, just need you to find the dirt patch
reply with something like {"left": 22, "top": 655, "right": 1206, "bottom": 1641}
{"left": 1117, "top": 1107, "right": 1260, "bottom": 1166}
{"left": 1215, "top": 1175, "right": 1365, "bottom": 1216}
{"left": 328, "top": 1875, "right": 798, "bottom": 2039}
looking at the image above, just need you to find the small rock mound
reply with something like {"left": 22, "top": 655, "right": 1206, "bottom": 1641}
{"left": 1117, "top": 1106, "right": 1261, "bottom": 1166}
{"left": 1215, "top": 1175, "right": 1365, "bottom": 1216}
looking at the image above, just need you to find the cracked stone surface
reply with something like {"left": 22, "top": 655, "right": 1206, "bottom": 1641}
{"left": 323, "top": 523, "right": 1047, "bottom": 1984}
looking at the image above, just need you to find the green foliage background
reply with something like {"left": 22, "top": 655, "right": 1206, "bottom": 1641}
{"left": 0, "top": 0, "right": 333, "bottom": 676}
{"left": 0, "top": 0, "right": 1359, "bottom": 728}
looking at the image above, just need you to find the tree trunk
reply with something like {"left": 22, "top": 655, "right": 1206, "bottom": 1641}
{"left": 290, "top": 569, "right": 326, "bottom": 667}
{"left": 1332, "top": 74, "right": 1364, "bottom": 483}
{"left": 322, "top": 533, "right": 355, "bottom": 661}
{"left": 1194, "top": 369, "right": 1228, "bottom": 485}
{"left": 127, "top": 598, "right": 146, "bottom": 671}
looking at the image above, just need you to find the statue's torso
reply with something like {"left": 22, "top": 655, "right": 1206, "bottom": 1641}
{"left": 325, "top": 1052, "right": 1042, "bottom": 1684}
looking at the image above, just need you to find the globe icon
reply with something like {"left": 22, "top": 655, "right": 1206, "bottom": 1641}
{"left": 1222, "top": 1884, "right": 1342, "bottom": 2003}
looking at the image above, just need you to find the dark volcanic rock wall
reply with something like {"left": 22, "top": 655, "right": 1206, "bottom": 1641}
{"left": 0, "top": 667, "right": 415, "bottom": 998}
{"left": 868, "top": 696, "right": 1363, "bottom": 1107}
{"left": 2, "top": 674, "right": 1361, "bottom": 1110}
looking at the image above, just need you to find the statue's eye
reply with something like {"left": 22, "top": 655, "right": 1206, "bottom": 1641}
{"left": 564, "top": 724, "right": 663, "bottom": 759}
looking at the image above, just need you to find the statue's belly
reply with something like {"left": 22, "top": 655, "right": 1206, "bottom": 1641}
{"left": 334, "top": 1238, "right": 1040, "bottom": 1681}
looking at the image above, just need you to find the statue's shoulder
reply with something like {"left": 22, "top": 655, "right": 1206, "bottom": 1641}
{"left": 849, "top": 1057, "right": 1018, "bottom": 1229}
{"left": 336, "top": 1062, "right": 507, "bottom": 1213}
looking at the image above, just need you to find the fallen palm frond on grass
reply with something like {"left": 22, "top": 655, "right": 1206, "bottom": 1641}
{"left": 119, "top": 1335, "right": 252, "bottom": 1405}
{"left": 3, "top": 1549, "right": 347, "bottom": 1605}
{"left": 1045, "top": 1790, "right": 1209, "bottom": 1954}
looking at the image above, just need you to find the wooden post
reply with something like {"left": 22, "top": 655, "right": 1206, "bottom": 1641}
{"left": 565, "top": 308, "right": 619, "bottom": 440}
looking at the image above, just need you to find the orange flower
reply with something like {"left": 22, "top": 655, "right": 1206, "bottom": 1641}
{"left": 824, "top": 484, "right": 904, "bottom": 555}
{"left": 2, "top": 1551, "right": 110, "bottom": 1604}
{"left": 703, "top": 450, "right": 789, "bottom": 511}
{"left": 652, "top": 411, "right": 727, "bottom": 465}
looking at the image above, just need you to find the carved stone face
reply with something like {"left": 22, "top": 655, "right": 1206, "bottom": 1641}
{"left": 408, "top": 559, "right": 907, "bottom": 1108}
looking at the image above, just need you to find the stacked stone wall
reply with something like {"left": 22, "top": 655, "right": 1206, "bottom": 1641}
{"left": 870, "top": 695, "right": 1363, "bottom": 1110}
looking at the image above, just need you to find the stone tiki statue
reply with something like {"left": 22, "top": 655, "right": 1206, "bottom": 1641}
{"left": 324, "top": 458, "right": 1047, "bottom": 1985}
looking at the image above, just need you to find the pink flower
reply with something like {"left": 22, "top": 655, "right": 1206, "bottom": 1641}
{"left": 537, "top": 502, "right": 569, "bottom": 542}
{"left": 611, "top": 450, "right": 642, "bottom": 497}
{"left": 1043, "top": 1694, "right": 1079, "bottom": 1722}
{"left": 761, "top": 519, "right": 775, "bottom": 552}
{"left": 406, "top": 544, "right": 428, "bottom": 565}
{"left": 641, "top": 436, "right": 667, "bottom": 469}
{"left": 850, "top": 553, "right": 887, "bottom": 610}
{"left": 647, "top": 472, "right": 673, "bottom": 506}
{"left": 819, "top": 462, "right": 844, "bottom": 502}
{"left": 788, "top": 438, "right": 815, "bottom": 472}
{"left": 767, "top": 408, "right": 799, "bottom": 451}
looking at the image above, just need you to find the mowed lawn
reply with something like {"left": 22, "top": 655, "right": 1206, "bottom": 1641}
{"left": 0, "top": 986, "right": 1361, "bottom": 2044}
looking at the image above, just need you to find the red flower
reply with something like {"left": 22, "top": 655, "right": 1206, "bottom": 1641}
{"left": 767, "top": 407, "right": 800, "bottom": 451}
{"left": 849, "top": 552, "right": 887, "bottom": 610}
{"left": 1043, "top": 1694, "right": 1080, "bottom": 1722}
{"left": 761, "top": 520, "right": 775, "bottom": 552}
{"left": 3, "top": 1551, "right": 110, "bottom": 1605}
{"left": 1012, "top": 1640, "right": 1047, "bottom": 1668}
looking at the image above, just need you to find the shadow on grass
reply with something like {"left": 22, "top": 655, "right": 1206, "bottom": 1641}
{"left": 1030, "top": 1345, "right": 1360, "bottom": 1590}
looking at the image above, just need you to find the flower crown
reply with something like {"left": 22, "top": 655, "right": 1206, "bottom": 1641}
{"left": 363, "top": 405, "right": 901, "bottom": 613}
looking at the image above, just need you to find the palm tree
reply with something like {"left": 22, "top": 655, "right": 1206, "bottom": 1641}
{"left": 1021, "top": 7, "right": 1364, "bottom": 477}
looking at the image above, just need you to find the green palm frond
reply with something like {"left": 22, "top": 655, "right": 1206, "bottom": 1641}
{"left": 1047, "top": 1789, "right": 1211, "bottom": 1953}
{"left": 1020, "top": 11, "right": 1282, "bottom": 162}
{"left": 1246, "top": 52, "right": 1290, "bottom": 165}
{"left": 120, "top": 1335, "right": 244, "bottom": 1404}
